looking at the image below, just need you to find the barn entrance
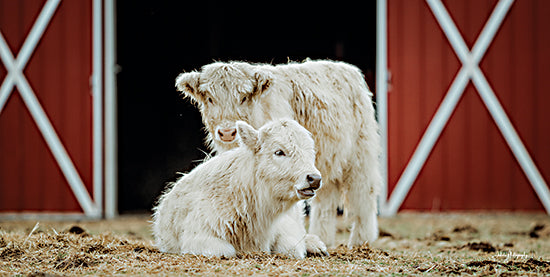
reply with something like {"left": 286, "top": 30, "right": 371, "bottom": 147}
{"left": 115, "top": 1, "right": 378, "bottom": 213}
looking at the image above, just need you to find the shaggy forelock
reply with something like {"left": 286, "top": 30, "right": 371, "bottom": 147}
{"left": 199, "top": 62, "right": 254, "bottom": 100}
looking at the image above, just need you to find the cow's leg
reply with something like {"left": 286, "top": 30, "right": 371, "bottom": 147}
{"left": 346, "top": 183, "right": 379, "bottom": 247}
{"left": 344, "top": 142, "right": 381, "bottom": 247}
{"left": 308, "top": 180, "right": 339, "bottom": 247}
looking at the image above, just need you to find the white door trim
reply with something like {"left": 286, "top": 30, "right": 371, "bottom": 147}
{"left": 104, "top": 0, "right": 118, "bottom": 218}
{"left": 376, "top": 0, "right": 389, "bottom": 212}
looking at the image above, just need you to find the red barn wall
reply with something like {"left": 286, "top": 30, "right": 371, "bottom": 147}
{"left": 386, "top": 0, "right": 550, "bottom": 210}
{"left": 0, "top": 0, "right": 94, "bottom": 213}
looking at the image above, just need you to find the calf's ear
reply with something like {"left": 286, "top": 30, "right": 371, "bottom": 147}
{"left": 236, "top": 121, "right": 259, "bottom": 151}
{"left": 175, "top": 71, "right": 204, "bottom": 103}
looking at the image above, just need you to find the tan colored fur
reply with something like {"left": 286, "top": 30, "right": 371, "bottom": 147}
{"left": 176, "top": 60, "right": 382, "bottom": 247}
{"left": 152, "top": 119, "right": 326, "bottom": 258}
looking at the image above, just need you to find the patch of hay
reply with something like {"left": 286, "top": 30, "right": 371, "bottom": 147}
{"left": 1, "top": 213, "right": 550, "bottom": 276}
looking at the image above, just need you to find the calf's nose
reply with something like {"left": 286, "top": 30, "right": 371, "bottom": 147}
{"left": 218, "top": 128, "right": 237, "bottom": 142}
{"left": 306, "top": 174, "right": 322, "bottom": 190}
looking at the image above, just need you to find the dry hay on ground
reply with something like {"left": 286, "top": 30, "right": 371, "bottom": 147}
{"left": 1, "top": 213, "right": 549, "bottom": 276}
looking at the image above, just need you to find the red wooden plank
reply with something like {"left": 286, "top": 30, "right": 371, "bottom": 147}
{"left": 396, "top": 0, "right": 426, "bottom": 208}
{"left": 0, "top": 91, "right": 81, "bottom": 212}
{"left": 0, "top": 93, "right": 23, "bottom": 209}
{"left": 23, "top": 1, "right": 65, "bottom": 211}
{"left": 387, "top": 0, "right": 404, "bottom": 197}
{"left": 529, "top": 0, "right": 550, "bottom": 210}
{"left": 23, "top": 0, "right": 93, "bottom": 211}
{"left": 413, "top": 0, "right": 453, "bottom": 210}
{"left": 507, "top": 0, "right": 537, "bottom": 209}
{"left": 0, "top": 1, "right": 6, "bottom": 82}
{"left": 394, "top": 0, "right": 462, "bottom": 210}
{"left": 475, "top": 1, "right": 514, "bottom": 210}
{"left": 60, "top": 0, "right": 93, "bottom": 194}
{"left": 387, "top": 0, "right": 446, "bottom": 201}
{"left": 19, "top": 0, "right": 45, "bottom": 210}
{"left": 480, "top": 0, "right": 545, "bottom": 210}
{"left": 0, "top": 0, "right": 44, "bottom": 210}
{"left": 0, "top": 0, "right": 43, "bottom": 55}
{"left": 531, "top": 0, "right": 550, "bottom": 209}
{"left": 442, "top": 0, "right": 497, "bottom": 49}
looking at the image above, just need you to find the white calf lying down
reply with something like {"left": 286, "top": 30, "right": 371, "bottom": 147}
{"left": 152, "top": 119, "right": 327, "bottom": 258}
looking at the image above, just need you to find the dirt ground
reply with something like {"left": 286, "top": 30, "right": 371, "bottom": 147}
{"left": 1, "top": 212, "right": 549, "bottom": 276}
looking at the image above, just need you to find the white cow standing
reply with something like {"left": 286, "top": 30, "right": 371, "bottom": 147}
{"left": 176, "top": 60, "right": 382, "bottom": 247}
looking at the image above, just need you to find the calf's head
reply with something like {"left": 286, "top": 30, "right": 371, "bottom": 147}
{"left": 176, "top": 62, "right": 274, "bottom": 152}
{"left": 236, "top": 119, "right": 322, "bottom": 201}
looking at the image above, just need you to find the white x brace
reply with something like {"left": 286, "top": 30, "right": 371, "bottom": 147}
{"left": 381, "top": 0, "right": 550, "bottom": 215}
{"left": 0, "top": 0, "right": 101, "bottom": 217}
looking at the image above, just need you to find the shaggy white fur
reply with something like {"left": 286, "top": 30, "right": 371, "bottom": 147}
{"left": 152, "top": 119, "right": 327, "bottom": 258}
{"left": 176, "top": 60, "right": 382, "bottom": 247}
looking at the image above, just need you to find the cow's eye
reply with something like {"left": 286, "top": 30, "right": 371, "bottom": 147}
{"left": 240, "top": 96, "right": 247, "bottom": 104}
{"left": 274, "top": 150, "right": 286, "bottom": 156}
{"left": 207, "top": 97, "right": 213, "bottom": 104}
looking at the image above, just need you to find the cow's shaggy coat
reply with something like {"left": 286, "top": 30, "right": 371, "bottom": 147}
{"left": 152, "top": 119, "right": 327, "bottom": 258}
{"left": 176, "top": 60, "right": 382, "bottom": 247}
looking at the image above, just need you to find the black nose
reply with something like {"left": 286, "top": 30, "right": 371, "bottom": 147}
{"left": 306, "top": 174, "right": 322, "bottom": 190}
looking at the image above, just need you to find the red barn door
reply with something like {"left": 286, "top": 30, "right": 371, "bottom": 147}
{"left": 0, "top": 0, "right": 102, "bottom": 217}
{"left": 378, "top": 0, "right": 550, "bottom": 214}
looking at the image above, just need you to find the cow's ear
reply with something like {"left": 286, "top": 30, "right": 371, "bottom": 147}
{"left": 231, "top": 62, "right": 272, "bottom": 96}
{"left": 175, "top": 71, "right": 204, "bottom": 103}
{"left": 252, "top": 70, "right": 272, "bottom": 96}
{"left": 236, "top": 121, "right": 259, "bottom": 151}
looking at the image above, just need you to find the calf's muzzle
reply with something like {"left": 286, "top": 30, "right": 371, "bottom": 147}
{"left": 306, "top": 174, "right": 322, "bottom": 190}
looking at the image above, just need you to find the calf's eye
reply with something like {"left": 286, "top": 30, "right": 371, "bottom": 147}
{"left": 207, "top": 97, "right": 213, "bottom": 104}
{"left": 240, "top": 96, "right": 247, "bottom": 104}
{"left": 274, "top": 150, "right": 286, "bottom": 156}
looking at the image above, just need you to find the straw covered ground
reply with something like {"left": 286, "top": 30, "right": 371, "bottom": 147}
{"left": 1, "top": 213, "right": 549, "bottom": 276}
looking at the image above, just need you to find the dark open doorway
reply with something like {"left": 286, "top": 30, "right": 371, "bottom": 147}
{"left": 116, "top": 1, "right": 377, "bottom": 213}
